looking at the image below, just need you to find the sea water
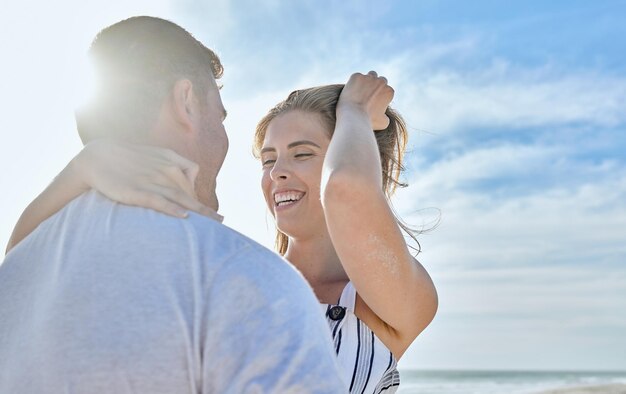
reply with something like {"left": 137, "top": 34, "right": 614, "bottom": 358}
{"left": 397, "top": 370, "right": 626, "bottom": 394}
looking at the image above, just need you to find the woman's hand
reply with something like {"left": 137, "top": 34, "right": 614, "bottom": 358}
{"left": 338, "top": 71, "right": 394, "bottom": 130}
{"left": 69, "top": 140, "right": 221, "bottom": 221}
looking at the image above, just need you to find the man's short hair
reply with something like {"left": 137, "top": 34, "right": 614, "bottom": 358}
{"left": 76, "top": 16, "right": 223, "bottom": 143}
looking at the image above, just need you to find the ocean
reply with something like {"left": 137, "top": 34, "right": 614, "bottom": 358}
{"left": 397, "top": 370, "right": 626, "bottom": 393}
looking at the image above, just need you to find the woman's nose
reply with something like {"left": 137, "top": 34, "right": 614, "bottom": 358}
{"left": 270, "top": 159, "right": 290, "bottom": 181}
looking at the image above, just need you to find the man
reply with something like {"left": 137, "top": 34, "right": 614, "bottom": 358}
{"left": 0, "top": 16, "right": 346, "bottom": 393}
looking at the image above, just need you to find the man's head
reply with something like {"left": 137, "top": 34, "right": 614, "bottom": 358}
{"left": 76, "top": 16, "right": 228, "bottom": 210}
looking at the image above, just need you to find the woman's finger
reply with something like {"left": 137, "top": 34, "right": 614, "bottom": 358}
{"left": 161, "top": 165, "right": 197, "bottom": 198}
{"left": 153, "top": 185, "right": 218, "bottom": 218}
{"left": 145, "top": 194, "right": 189, "bottom": 218}
{"left": 162, "top": 149, "right": 200, "bottom": 187}
{"left": 131, "top": 145, "right": 197, "bottom": 188}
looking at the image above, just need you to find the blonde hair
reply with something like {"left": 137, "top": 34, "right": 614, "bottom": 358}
{"left": 253, "top": 84, "right": 419, "bottom": 255}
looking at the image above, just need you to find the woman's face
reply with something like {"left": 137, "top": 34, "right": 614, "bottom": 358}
{"left": 260, "top": 110, "right": 331, "bottom": 240}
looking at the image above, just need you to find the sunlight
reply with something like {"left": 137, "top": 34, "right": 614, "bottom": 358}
{"left": 70, "top": 53, "right": 97, "bottom": 111}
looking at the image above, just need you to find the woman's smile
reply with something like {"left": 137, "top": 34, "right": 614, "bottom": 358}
{"left": 273, "top": 189, "right": 306, "bottom": 211}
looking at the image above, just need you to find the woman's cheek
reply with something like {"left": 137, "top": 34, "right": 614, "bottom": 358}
{"left": 261, "top": 172, "right": 274, "bottom": 213}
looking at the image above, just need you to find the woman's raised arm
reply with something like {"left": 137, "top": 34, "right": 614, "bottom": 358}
{"left": 321, "top": 72, "right": 437, "bottom": 358}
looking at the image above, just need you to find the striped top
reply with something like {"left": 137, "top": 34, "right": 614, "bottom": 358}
{"left": 322, "top": 282, "right": 400, "bottom": 393}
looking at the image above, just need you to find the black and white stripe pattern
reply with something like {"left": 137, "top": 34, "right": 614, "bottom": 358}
{"left": 372, "top": 353, "right": 401, "bottom": 393}
{"left": 322, "top": 283, "right": 400, "bottom": 394}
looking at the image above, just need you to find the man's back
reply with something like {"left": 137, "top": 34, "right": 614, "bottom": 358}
{"left": 0, "top": 191, "right": 346, "bottom": 393}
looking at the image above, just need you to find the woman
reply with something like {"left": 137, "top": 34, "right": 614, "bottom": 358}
{"left": 7, "top": 72, "right": 437, "bottom": 393}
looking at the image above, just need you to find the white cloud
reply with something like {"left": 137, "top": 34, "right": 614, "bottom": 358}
{"left": 395, "top": 65, "right": 626, "bottom": 136}
{"left": 399, "top": 260, "right": 626, "bottom": 370}
{"left": 396, "top": 166, "right": 626, "bottom": 265}
{"left": 172, "top": 0, "right": 234, "bottom": 46}
{"left": 392, "top": 143, "right": 626, "bottom": 369}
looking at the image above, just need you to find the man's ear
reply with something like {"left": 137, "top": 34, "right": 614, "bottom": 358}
{"left": 170, "top": 79, "right": 196, "bottom": 131}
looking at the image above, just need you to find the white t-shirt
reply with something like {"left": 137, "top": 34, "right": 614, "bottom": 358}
{"left": 0, "top": 191, "right": 346, "bottom": 393}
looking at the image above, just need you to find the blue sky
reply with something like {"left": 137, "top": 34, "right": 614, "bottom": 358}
{"left": 1, "top": 1, "right": 625, "bottom": 371}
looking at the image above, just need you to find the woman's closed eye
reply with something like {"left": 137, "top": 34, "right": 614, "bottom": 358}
{"left": 262, "top": 158, "right": 276, "bottom": 167}
{"left": 261, "top": 152, "right": 313, "bottom": 168}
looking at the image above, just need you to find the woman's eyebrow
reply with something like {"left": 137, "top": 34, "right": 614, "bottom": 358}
{"left": 260, "top": 147, "right": 275, "bottom": 154}
{"left": 261, "top": 140, "right": 321, "bottom": 154}
{"left": 287, "top": 140, "right": 321, "bottom": 149}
